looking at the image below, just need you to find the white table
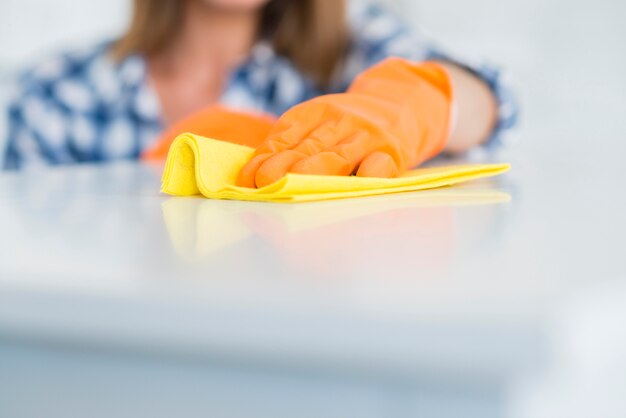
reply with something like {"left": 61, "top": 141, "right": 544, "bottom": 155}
{"left": 0, "top": 138, "right": 625, "bottom": 417}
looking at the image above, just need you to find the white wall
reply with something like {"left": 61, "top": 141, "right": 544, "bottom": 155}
{"left": 406, "top": 0, "right": 626, "bottom": 148}
{"left": 0, "top": 0, "right": 129, "bottom": 74}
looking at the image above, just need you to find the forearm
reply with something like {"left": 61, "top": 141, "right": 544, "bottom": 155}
{"left": 440, "top": 62, "right": 498, "bottom": 154}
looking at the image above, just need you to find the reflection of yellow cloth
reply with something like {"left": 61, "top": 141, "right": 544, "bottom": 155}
{"left": 162, "top": 188, "right": 510, "bottom": 258}
{"left": 161, "top": 134, "right": 510, "bottom": 203}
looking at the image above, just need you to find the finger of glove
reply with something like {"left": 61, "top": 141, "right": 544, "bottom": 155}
{"left": 288, "top": 152, "right": 353, "bottom": 177}
{"left": 255, "top": 120, "right": 312, "bottom": 154}
{"left": 237, "top": 121, "right": 321, "bottom": 188}
{"left": 356, "top": 151, "right": 399, "bottom": 178}
{"left": 290, "top": 124, "right": 339, "bottom": 156}
{"left": 236, "top": 153, "right": 275, "bottom": 188}
{"left": 255, "top": 103, "right": 330, "bottom": 154}
{"left": 253, "top": 150, "right": 312, "bottom": 188}
{"left": 250, "top": 124, "right": 340, "bottom": 188}
{"left": 290, "top": 131, "right": 374, "bottom": 176}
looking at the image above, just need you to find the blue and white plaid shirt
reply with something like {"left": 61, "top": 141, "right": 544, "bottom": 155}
{"left": 2, "top": 1, "right": 518, "bottom": 170}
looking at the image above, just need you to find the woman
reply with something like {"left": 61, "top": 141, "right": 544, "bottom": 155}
{"left": 2, "top": 0, "right": 517, "bottom": 183}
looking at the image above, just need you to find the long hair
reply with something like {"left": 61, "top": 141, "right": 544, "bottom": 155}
{"left": 111, "top": 0, "right": 348, "bottom": 87}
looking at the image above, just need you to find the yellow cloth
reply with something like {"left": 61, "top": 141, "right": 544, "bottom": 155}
{"left": 161, "top": 133, "right": 510, "bottom": 203}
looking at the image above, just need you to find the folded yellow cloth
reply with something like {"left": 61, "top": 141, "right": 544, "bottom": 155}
{"left": 161, "top": 133, "right": 510, "bottom": 203}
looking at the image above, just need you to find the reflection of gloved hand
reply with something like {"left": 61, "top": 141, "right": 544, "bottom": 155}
{"left": 142, "top": 105, "right": 276, "bottom": 161}
{"left": 237, "top": 58, "right": 454, "bottom": 188}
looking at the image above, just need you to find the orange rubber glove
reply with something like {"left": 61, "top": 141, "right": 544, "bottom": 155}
{"left": 141, "top": 105, "right": 276, "bottom": 162}
{"left": 236, "top": 58, "right": 454, "bottom": 188}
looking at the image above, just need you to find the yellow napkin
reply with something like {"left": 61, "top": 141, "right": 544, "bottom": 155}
{"left": 161, "top": 133, "right": 510, "bottom": 203}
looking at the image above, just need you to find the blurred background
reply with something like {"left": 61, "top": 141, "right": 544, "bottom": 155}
{"left": 1, "top": 0, "right": 625, "bottom": 161}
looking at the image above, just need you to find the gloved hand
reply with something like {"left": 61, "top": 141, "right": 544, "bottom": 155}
{"left": 142, "top": 105, "right": 276, "bottom": 161}
{"left": 236, "top": 58, "right": 454, "bottom": 188}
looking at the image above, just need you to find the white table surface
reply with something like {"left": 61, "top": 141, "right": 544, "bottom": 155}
{"left": 0, "top": 136, "right": 625, "bottom": 417}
